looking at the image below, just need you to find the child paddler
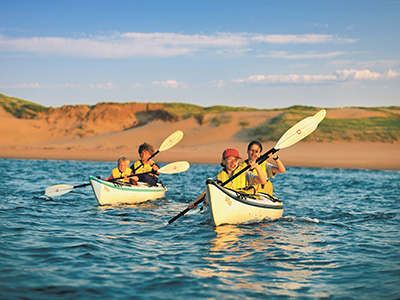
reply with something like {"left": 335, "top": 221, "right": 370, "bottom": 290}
{"left": 245, "top": 141, "right": 286, "bottom": 196}
{"left": 129, "top": 142, "right": 160, "bottom": 186}
{"left": 188, "top": 148, "right": 267, "bottom": 209}
{"left": 104, "top": 156, "right": 132, "bottom": 183}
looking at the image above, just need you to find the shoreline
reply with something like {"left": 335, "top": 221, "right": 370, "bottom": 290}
{"left": 1, "top": 141, "right": 399, "bottom": 171}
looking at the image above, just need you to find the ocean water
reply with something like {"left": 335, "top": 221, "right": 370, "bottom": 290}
{"left": 0, "top": 158, "right": 399, "bottom": 300}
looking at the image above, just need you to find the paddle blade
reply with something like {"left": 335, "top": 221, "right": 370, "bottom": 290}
{"left": 159, "top": 161, "right": 190, "bottom": 174}
{"left": 158, "top": 130, "right": 184, "bottom": 152}
{"left": 45, "top": 184, "right": 74, "bottom": 197}
{"left": 275, "top": 109, "right": 326, "bottom": 150}
{"left": 314, "top": 109, "right": 327, "bottom": 125}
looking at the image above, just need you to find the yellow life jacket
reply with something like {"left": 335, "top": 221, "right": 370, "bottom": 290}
{"left": 111, "top": 167, "right": 132, "bottom": 183}
{"left": 245, "top": 160, "right": 274, "bottom": 195}
{"left": 132, "top": 160, "right": 158, "bottom": 178}
{"left": 217, "top": 165, "right": 247, "bottom": 191}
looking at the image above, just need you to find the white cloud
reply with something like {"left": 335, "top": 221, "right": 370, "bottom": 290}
{"left": 11, "top": 82, "right": 41, "bottom": 88}
{"left": 232, "top": 69, "right": 400, "bottom": 85}
{"left": 335, "top": 69, "right": 400, "bottom": 80}
{"left": 259, "top": 51, "right": 345, "bottom": 59}
{"left": 89, "top": 82, "right": 116, "bottom": 89}
{"left": 61, "top": 83, "right": 84, "bottom": 89}
{"left": 152, "top": 80, "right": 187, "bottom": 89}
{"left": 0, "top": 32, "right": 357, "bottom": 59}
{"left": 387, "top": 69, "right": 400, "bottom": 78}
{"left": 250, "top": 34, "right": 356, "bottom": 44}
{"left": 233, "top": 74, "right": 336, "bottom": 84}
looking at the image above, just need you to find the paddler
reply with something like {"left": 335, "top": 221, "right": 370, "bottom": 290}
{"left": 129, "top": 142, "right": 160, "bottom": 186}
{"left": 245, "top": 140, "right": 286, "bottom": 196}
{"left": 188, "top": 148, "right": 267, "bottom": 209}
{"left": 104, "top": 156, "right": 132, "bottom": 183}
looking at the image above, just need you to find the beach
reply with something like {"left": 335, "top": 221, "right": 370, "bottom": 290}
{"left": 1, "top": 106, "right": 399, "bottom": 170}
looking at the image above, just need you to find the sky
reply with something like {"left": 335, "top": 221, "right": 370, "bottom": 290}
{"left": 0, "top": 1, "right": 399, "bottom": 109}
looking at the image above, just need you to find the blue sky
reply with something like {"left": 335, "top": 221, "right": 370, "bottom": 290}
{"left": 0, "top": 1, "right": 399, "bottom": 109}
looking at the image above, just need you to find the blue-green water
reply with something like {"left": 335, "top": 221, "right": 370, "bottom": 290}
{"left": 0, "top": 158, "right": 399, "bottom": 299}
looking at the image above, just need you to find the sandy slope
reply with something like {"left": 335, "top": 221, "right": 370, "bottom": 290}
{"left": 1, "top": 107, "right": 399, "bottom": 170}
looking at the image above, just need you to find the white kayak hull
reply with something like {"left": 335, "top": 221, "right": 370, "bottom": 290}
{"left": 204, "top": 179, "right": 283, "bottom": 226}
{"left": 89, "top": 176, "right": 167, "bottom": 206}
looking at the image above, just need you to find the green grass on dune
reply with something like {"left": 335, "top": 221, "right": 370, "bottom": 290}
{"left": 1, "top": 93, "right": 399, "bottom": 143}
{"left": 315, "top": 116, "right": 400, "bottom": 142}
{"left": 248, "top": 107, "right": 400, "bottom": 143}
{"left": 0, "top": 93, "right": 47, "bottom": 118}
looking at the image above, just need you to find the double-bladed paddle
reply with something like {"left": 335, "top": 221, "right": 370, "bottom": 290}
{"left": 45, "top": 160, "right": 190, "bottom": 198}
{"left": 167, "top": 109, "right": 326, "bottom": 225}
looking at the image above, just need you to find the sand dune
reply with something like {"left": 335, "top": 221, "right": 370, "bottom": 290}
{"left": 1, "top": 105, "right": 399, "bottom": 170}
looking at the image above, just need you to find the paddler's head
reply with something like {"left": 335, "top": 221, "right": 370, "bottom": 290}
{"left": 247, "top": 140, "right": 263, "bottom": 160}
{"left": 117, "top": 156, "right": 130, "bottom": 172}
{"left": 221, "top": 148, "right": 241, "bottom": 172}
{"left": 138, "top": 142, "right": 154, "bottom": 163}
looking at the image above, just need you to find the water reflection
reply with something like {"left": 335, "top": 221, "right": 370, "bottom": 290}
{"left": 192, "top": 223, "right": 333, "bottom": 297}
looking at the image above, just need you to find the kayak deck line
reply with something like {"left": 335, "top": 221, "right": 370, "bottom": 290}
{"left": 89, "top": 176, "right": 167, "bottom": 192}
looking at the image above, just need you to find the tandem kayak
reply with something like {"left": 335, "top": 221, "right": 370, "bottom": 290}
{"left": 89, "top": 176, "right": 167, "bottom": 206}
{"left": 204, "top": 178, "right": 283, "bottom": 226}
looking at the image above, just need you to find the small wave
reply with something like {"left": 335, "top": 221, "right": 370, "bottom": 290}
{"left": 281, "top": 215, "right": 320, "bottom": 223}
{"left": 33, "top": 195, "right": 54, "bottom": 201}
{"left": 349, "top": 212, "right": 397, "bottom": 223}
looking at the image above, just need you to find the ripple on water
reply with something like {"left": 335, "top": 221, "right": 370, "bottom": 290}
{"left": 0, "top": 160, "right": 399, "bottom": 299}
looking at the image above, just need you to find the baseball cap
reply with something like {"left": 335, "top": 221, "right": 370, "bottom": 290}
{"left": 222, "top": 148, "right": 241, "bottom": 159}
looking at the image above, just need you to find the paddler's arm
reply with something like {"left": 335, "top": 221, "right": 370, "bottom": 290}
{"left": 249, "top": 160, "right": 267, "bottom": 185}
{"left": 150, "top": 161, "right": 160, "bottom": 174}
{"left": 269, "top": 153, "right": 286, "bottom": 174}
{"left": 104, "top": 174, "right": 113, "bottom": 181}
{"left": 188, "top": 190, "right": 206, "bottom": 210}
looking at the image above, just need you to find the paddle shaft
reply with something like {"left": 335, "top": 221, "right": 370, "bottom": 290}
{"left": 72, "top": 182, "right": 91, "bottom": 189}
{"left": 53, "top": 169, "right": 157, "bottom": 193}
{"left": 66, "top": 170, "right": 158, "bottom": 190}
{"left": 132, "top": 150, "right": 159, "bottom": 173}
{"left": 109, "top": 169, "right": 157, "bottom": 182}
{"left": 167, "top": 148, "right": 278, "bottom": 225}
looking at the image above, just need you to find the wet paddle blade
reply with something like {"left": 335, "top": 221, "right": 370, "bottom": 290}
{"left": 45, "top": 184, "right": 74, "bottom": 197}
{"left": 275, "top": 109, "right": 326, "bottom": 150}
{"left": 158, "top": 130, "right": 184, "bottom": 152}
{"left": 159, "top": 161, "right": 190, "bottom": 174}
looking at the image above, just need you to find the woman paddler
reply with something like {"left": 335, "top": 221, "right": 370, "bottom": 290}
{"left": 129, "top": 142, "right": 160, "bottom": 186}
{"left": 188, "top": 148, "right": 267, "bottom": 209}
{"left": 245, "top": 141, "right": 286, "bottom": 196}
